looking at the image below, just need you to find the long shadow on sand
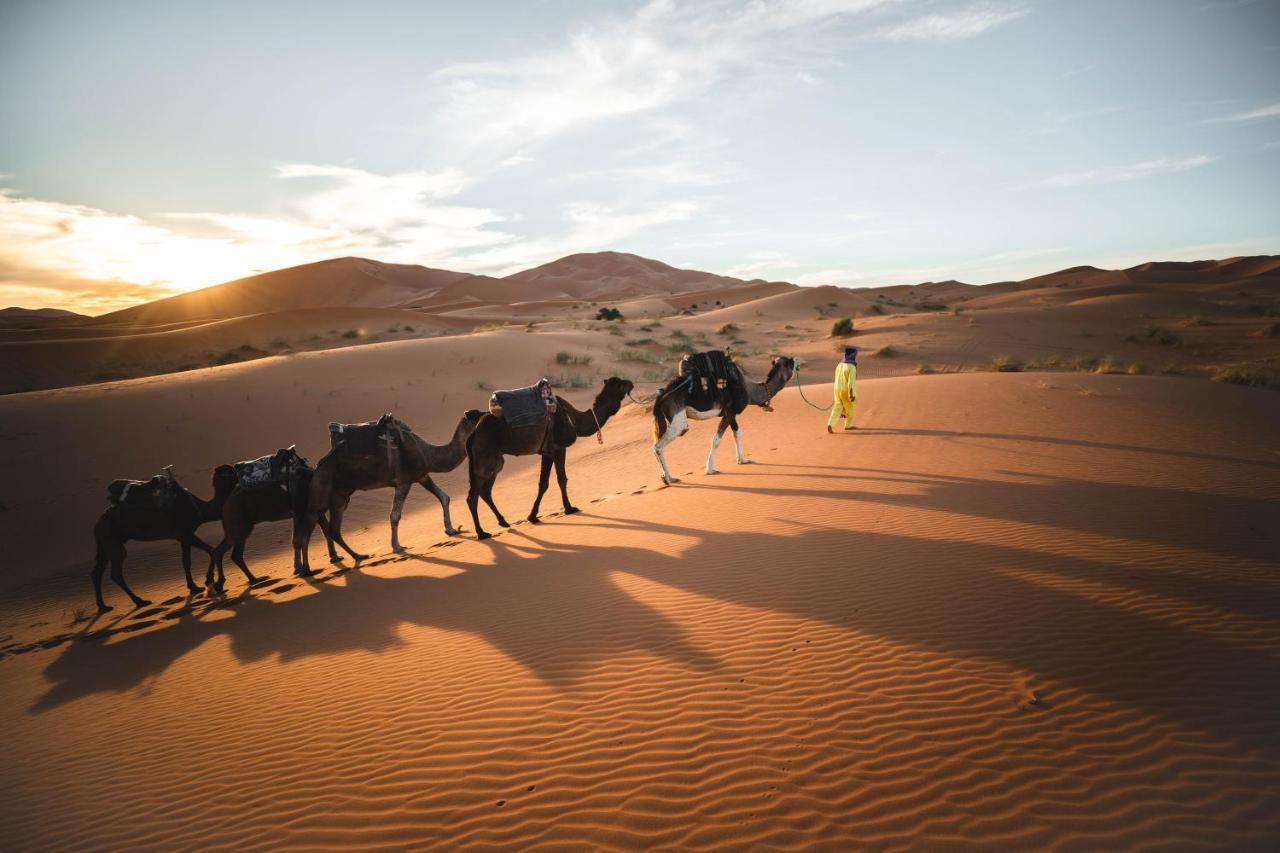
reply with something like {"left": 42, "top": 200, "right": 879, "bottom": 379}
{"left": 30, "top": 497, "right": 1280, "bottom": 767}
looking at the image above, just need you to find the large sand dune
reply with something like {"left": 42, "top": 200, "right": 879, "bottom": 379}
{"left": 1, "top": 371, "right": 1277, "bottom": 849}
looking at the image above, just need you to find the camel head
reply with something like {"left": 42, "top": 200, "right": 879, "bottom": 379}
{"left": 769, "top": 356, "right": 798, "bottom": 385}
{"left": 598, "top": 376, "right": 635, "bottom": 410}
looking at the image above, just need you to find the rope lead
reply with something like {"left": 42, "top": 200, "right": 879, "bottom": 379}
{"left": 792, "top": 362, "right": 834, "bottom": 411}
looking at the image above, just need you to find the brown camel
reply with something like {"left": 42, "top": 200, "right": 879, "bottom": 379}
{"left": 91, "top": 465, "right": 238, "bottom": 611}
{"left": 651, "top": 354, "right": 796, "bottom": 484}
{"left": 207, "top": 465, "right": 327, "bottom": 592}
{"left": 293, "top": 409, "right": 484, "bottom": 575}
{"left": 466, "top": 376, "right": 635, "bottom": 540}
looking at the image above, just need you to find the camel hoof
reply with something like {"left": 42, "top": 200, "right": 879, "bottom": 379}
{"left": 527, "top": 515, "right": 541, "bottom": 524}
{"left": 497, "top": 519, "right": 510, "bottom": 528}
{"left": 97, "top": 604, "right": 113, "bottom": 613}
{"left": 445, "top": 527, "right": 460, "bottom": 536}
{"left": 329, "top": 554, "right": 345, "bottom": 563}
{"left": 477, "top": 531, "right": 493, "bottom": 541}
{"left": 353, "top": 552, "right": 370, "bottom": 562}
{"left": 564, "top": 506, "right": 581, "bottom": 515}
{"left": 738, "top": 459, "right": 753, "bottom": 465}
{"left": 187, "top": 584, "right": 202, "bottom": 594}
{"left": 295, "top": 568, "right": 318, "bottom": 578}
{"left": 392, "top": 545, "right": 407, "bottom": 554}
{"left": 133, "top": 598, "right": 151, "bottom": 609}
{"left": 705, "top": 470, "right": 719, "bottom": 476}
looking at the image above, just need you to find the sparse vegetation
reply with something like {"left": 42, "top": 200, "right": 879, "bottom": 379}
{"left": 874, "top": 345, "right": 898, "bottom": 358}
{"left": 1127, "top": 362, "right": 1147, "bottom": 375}
{"left": 831, "top": 316, "right": 855, "bottom": 337}
{"left": 717, "top": 323, "right": 739, "bottom": 335}
{"left": 606, "top": 323, "right": 623, "bottom": 336}
{"left": 618, "top": 348, "right": 662, "bottom": 364}
{"left": 915, "top": 302, "right": 947, "bottom": 312}
{"left": 594, "top": 307, "right": 623, "bottom": 322}
{"left": 915, "top": 362, "right": 935, "bottom": 374}
{"left": 211, "top": 344, "right": 268, "bottom": 366}
{"left": 1183, "top": 315, "right": 1213, "bottom": 327}
{"left": 341, "top": 329, "right": 359, "bottom": 339}
{"left": 667, "top": 341, "right": 696, "bottom": 355}
{"left": 1094, "top": 355, "right": 1126, "bottom": 374}
{"left": 1211, "top": 365, "right": 1277, "bottom": 389}
{"left": 987, "top": 354, "right": 1024, "bottom": 372}
{"left": 546, "top": 373, "right": 593, "bottom": 389}
{"left": 1028, "top": 355, "right": 1062, "bottom": 369}
{"left": 1069, "top": 355, "right": 1099, "bottom": 372}
{"left": 555, "top": 352, "right": 592, "bottom": 366}
{"left": 1144, "top": 325, "right": 1182, "bottom": 347}
{"left": 626, "top": 337, "right": 656, "bottom": 346}
{"left": 868, "top": 304, "right": 885, "bottom": 315}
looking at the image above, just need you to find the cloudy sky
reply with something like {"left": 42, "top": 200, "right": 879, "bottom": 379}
{"left": 1, "top": 0, "right": 1277, "bottom": 314}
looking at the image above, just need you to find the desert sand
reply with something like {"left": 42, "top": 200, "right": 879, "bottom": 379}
{"left": 1, "top": 252, "right": 1279, "bottom": 849}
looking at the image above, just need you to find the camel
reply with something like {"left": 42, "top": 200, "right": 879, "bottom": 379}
{"left": 91, "top": 465, "right": 238, "bottom": 611}
{"left": 207, "top": 464, "right": 326, "bottom": 592}
{"left": 466, "top": 376, "right": 635, "bottom": 539}
{"left": 651, "top": 354, "right": 797, "bottom": 484}
{"left": 292, "top": 409, "right": 484, "bottom": 576}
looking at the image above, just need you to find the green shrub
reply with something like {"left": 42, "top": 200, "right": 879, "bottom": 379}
{"left": 1143, "top": 325, "right": 1181, "bottom": 347}
{"left": 1094, "top": 355, "right": 1126, "bottom": 374}
{"left": 1211, "top": 365, "right": 1277, "bottom": 388}
{"left": 831, "top": 316, "right": 854, "bottom": 337}
{"left": 555, "top": 352, "right": 592, "bottom": 366}
{"left": 915, "top": 362, "right": 934, "bottom": 374}
{"left": 987, "top": 354, "right": 1023, "bottom": 372}
{"left": 875, "top": 345, "right": 898, "bottom": 358}
{"left": 595, "top": 307, "right": 623, "bottom": 321}
{"left": 618, "top": 348, "right": 662, "bottom": 364}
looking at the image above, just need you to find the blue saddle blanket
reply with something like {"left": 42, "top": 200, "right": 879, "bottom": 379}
{"left": 490, "top": 385, "right": 554, "bottom": 428}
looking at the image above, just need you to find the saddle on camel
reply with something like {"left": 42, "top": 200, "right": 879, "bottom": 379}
{"left": 488, "top": 379, "right": 558, "bottom": 427}
{"left": 233, "top": 445, "right": 309, "bottom": 492}
{"left": 107, "top": 465, "right": 183, "bottom": 510}
{"left": 677, "top": 350, "right": 756, "bottom": 412}
{"left": 328, "top": 413, "right": 403, "bottom": 475}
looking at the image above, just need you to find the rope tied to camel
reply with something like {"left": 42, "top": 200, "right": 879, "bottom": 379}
{"left": 590, "top": 406, "right": 604, "bottom": 444}
{"left": 792, "top": 361, "right": 834, "bottom": 411}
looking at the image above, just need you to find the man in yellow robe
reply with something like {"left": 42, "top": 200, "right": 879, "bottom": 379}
{"left": 827, "top": 346, "right": 858, "bottom": 433}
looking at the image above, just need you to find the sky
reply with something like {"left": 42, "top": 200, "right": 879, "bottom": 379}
{"left": 1, "top": 0, "right": 1278, "bottom": 314}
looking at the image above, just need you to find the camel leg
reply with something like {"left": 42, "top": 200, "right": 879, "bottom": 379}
{"left": 732, "top": 418, "right": 751, "bottom": 465}
{"left": 328, "top": 494, "right": 368, "bottom": 562}
{"left": 229, "top": 541, "right": 260, "bottom": 585}
{"left": 528, "top": 454, "right": 554, "bottom": 523}
{"left": 705, "top": 417, "right": 731, "bottom": 476}
{"left": 185, "top": 534, "right": 216, "bottom": 593}
{"left": 208, "top": 538, "right": 230, "bottom": 589}
{"left": 654, "top": 407, "right": 689, "bottom": 485}
{"left": 482, "top": 478, "right": 509, "bottom": 529}
{"left": 109, "top": 545, "right": 150, "bottom": 609}
{"left": 389, "top": 481, "right": 412, "bottom": 553}
{"left": 467, "top": 489, "right": 487, "bottom": 540}
{"left": 420, "top": 477, "right": 459, "bottom": 536}
{"left": 293, "top": 510, "right": 317, "bottom": 577}
{"left": 179, "top": 540, "right": 202, "bottom": 594}
{"left": 555, "top": 450, "right": 579, "bottom": 514}
{"left": 92, "top": 541, "right": 112, "bottom": 612}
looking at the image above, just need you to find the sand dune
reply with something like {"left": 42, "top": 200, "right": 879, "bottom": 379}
{"left": 1, "top": 372, "right": 1277, "bottom": 849}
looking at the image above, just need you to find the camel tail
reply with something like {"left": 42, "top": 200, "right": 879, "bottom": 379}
{"left": 652, "top": 387, "right": 670, "bottom": 443}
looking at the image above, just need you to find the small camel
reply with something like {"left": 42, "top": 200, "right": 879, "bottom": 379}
{"left": 91, "top": 465, "right": 238, "bottom": 611}
{"left": 466, "top": 376, "right": 634, "bottom": 540}
{"left": 651, "top": 354, "right": 796, "bottom": 484}
{"left": 207, "top": 464, "right": 328, "bottom": 592}
{"left": 293, "top": 409, "right": 484, "bottom": 575}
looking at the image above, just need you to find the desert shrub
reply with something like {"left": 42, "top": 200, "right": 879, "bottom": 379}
{"left": 1144, "top": 325, "right": 1181, "bottom": 347}
{"left": 915, "top": 362, "right": 935, "bottom": 374}
{"left": 1160, "top": 361, "right": 1183, "bottom": 375}
{"left": 1094, "top": 355, "right": 1126, "bottom": 374}
{"left": 1069, "top": 355, "right": 1099, "bottom": 372}
{"left": 667, "top": 341, "right": 696, "bottom": 355}
{"left": 831, "top": 316, "right": 855, "bottom": 337}
{"left": 1127, "top": 362, "right": 1147, "bottom": 375}
{"left": 555, "top": 352, "right": 592, "bottom": 366}
{"left": 987, "top": 354, "right": 1023, "bottom": 372}
{"left": 868, "top": 304, "right": 885, "bottom": 315}
{"left": 915, "top": 302, "right": 947, "bottom": 312}
{"left": 875, "top": 345, "right": 898, "bottom": 358}
{"left": 341, "top": 329, "right": 359, "bottom": 339}
{"left": 211, "top": 344, "right": 268, "bottom": 366}
{"left": 618, "top": 348, "right": 662, "bottom": 363}
{"left": 596, "top": 307, "right": 623, "bottom": 321}
{"left": 546, "top": 373, "right": 592, "bottom": 389}
{"left": 1211, "top": 365, "right": 1277, "bottom": 388}
{"left": 626, "top": 337, "right": 656, "bottom": 346}
{"left": 717, "top": 323, "right": 739, "bottom": 335}
{"left": 1183, "top": 315, "right": 1212, "bottom": 327}
{"left": 1028, "top": 354, "right": 1062, "bottom": 369}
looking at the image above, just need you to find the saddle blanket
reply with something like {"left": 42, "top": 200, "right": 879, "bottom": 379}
{"left": 108, "top": 473, "right": 180, "bottom": 509}
{"left": 329, "top": 414, "right": 396, "bottom": 453}
{"left": 490, "top": 383, "right": 556, "bottom": 428}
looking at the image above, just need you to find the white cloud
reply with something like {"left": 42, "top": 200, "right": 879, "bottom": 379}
{"left": 725, "top": 250, "right": 800, "bottom": 279}
{"left": 876, "top": 3, "right": 1028, "bottom": 42}
{"left": 0, "top": 167, "right": 699, "bottom": 312}
{"left": 1022, "top": 154, "right": 1218, "bottom": 190}
{"left": 1212, "top": 102, "right": 1280, "bottom": 122}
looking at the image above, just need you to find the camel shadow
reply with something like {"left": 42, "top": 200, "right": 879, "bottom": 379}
{"left": 31, "top": 501, "right": 1280, "bottom": 768}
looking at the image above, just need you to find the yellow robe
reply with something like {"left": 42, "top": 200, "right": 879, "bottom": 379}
{"left": 827, "top": 362, "right": 856, "bottom": 428}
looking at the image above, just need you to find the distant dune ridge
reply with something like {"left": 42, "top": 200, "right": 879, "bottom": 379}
{"left": 1, "top": 249, "right": 1277, "bottom": 394}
